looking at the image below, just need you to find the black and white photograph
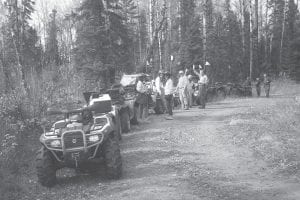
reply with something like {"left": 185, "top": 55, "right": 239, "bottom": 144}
{"left": 0, "top": 0, "right": 300, "bottom": 199}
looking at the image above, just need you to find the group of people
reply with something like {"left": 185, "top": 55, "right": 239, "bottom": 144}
{"left": 255, "top": 73, "right": 272, "bottom": 98}
{"left": 135, "top": 65, "right": 209, "bottom": 121}
{"left": 134, "top": 67, "right": 272, "bottom": 122}
{"left": 133, "top": 71, "right": 174, "bottom": 121}
{"left": 176, "top": 66, "right": 209, "bottom": 110}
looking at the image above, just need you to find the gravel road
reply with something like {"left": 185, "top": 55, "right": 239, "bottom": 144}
{"left": 24, "top": 94, "right": 300, "bottom": 200}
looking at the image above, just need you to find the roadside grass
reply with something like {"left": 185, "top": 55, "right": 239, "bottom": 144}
{"left": 0, "top": 125, "right": 42, "bottom": 200}
{"left": 226, "top": 79, "right": 300, "bottom": 177}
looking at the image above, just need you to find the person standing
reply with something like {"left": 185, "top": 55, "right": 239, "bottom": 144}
{"left": 164, "top": 72, "right": 174, "bottom": 120}
{"left": 155, "top": 70, "right": 166, "bottom": 111}
{"left": 255, "top": 77, "right": 261, "bottom": 97}
{"left": 243, "top": 77, "right": 252, "bottom": 96}
{"left": 193, "top": 65, "right": 208, "bottom": 109}
{"left": 187, "top": 75, "right": 194, "bottom": 108}
{"left": 263, "top": 73, "right": 271, "bottom": 98}
{"left": 176, "top": 70, "right": 189, "bottom": 110}
{"left": 135, "top": 75, "right": 149, "bottom": 121}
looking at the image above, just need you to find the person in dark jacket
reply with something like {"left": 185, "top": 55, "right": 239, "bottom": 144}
{"left": 263, "top": 73, "right": 271, "bottom": 98}
{"left": 255, "top": 77, "right": 262, "bottom": 97}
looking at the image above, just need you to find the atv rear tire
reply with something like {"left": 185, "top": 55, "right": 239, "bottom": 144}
{"left": 103, "top": 134, "right": 122, "bottom": 179}
{"left": 36, "top": 147, "right": 57, "bottom": 187}
{"left": 120, "top": 110, "right": 131, "bottom": 133}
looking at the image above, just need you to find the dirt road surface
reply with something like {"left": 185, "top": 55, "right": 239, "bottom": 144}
{"left": 25, "top": 88, "right": 300, "bottom": 200}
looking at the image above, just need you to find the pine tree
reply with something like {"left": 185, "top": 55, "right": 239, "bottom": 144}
{"left": 137, "top": 9, "right": 148, "bottom": 71}
{"left": 223, "top": 0, "right": 243, "bottom": 82}
{"left": 268, "top": 0, "right": 285, "bottom": 73}
{"left": 75, "top": 0, "right": 136, "bottom": 86}
{"left": 283, "top": 0, "right": 298, "bottom": 76}
{"left": 45, "top": 9, "right": 60, "bottom": 66}
{"left": 290, "top": 16, "right": 300, "bottom": 80}
{"left": 178, "top": 0, "right": 196, "bottom": 69}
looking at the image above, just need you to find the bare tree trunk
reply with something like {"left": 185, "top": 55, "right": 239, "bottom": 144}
{"left": 167, "top": 0, "right": 172, "bottom": 73}
{"left": 156, "top": 0, "right": 162, "bottom": 70}
{"left": 149, "top": 0, "right": 153, "bottom": 44}
{"left": 279, "top": 0, "right": 288, "bottom": 71}
{"left": 254, "top": 0, "right": 259, "bottom": 77}
{"left": 203, "top": 0, "right": 207, "bottom": 67}
{"left": 137, "top": 1, "right": 142, "bottom": 65}
{"left": 255, "top": 0, "right": 259, "bottom": 45}
{"left": 143, "top": 5, "right": 167, "bottom": 69}
{"left": 240, "top": 0, "right": 246, "bottom": 68}
{"left": 0, "top": 31, "right": 6, "bottom": 92}
{"left": 13, "top": 0, "right": 26, "bottom": 89}
{"left": 255, "top": 0, "right": 258, "bottom": 38}
{"left": 178, "top": 1, "right": 182, "bottom": 42}
{"left": 249, "top": 0, "right": 253, "bottom": 80}
{"left": 265, "top": 0, "right": 269, "bottom": 62}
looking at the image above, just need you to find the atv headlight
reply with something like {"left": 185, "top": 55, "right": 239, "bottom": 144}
{"left": 45, "top": 132, "right": 55, "bottom": 136}
{"left": 50, "top": 140, "right": 61, "bottom": 148}
{"left": 93, "top": 117, "right": 108, "bottom": 130}
{"left": 88, "top": 135, "right": 100, "bottom": 143}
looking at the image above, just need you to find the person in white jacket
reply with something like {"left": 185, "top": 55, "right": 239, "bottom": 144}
{"left": 176, "top": 69, "right": 189, "bottom": 110}
{"left": 155, "top": 70, "right": 166, "bottom": 111}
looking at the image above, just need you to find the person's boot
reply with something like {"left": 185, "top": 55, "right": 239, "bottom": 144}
{"left": 165, "top": 115, "right": 174, "bottom": 120}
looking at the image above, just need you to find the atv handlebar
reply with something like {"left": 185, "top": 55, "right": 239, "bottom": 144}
{"left": 46, "top": 107, "right": 89, "bottom": 116}
{"left": 46, "top": 102, "right": 104, "bottom": 116}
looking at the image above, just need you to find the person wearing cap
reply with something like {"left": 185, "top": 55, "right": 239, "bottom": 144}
{"left": 193, "top": 65, "right": 208, "bottom": 109}
{"left": 187, "top": 75, "right": 195, "bottom": 108}
{"left": 263, "top": 73, "right": 271, "bottom": 98}
{"left": 164, "top": 72, "right": 175, "bottom": 119}
{"left": 176, "top": 69, "right": 189, "bottom": 110}
{"left": 255, "top": 77, "right": 262, "bottom": 97}
{"left": 155, "top": 70, "right": 166, "bottom": 111}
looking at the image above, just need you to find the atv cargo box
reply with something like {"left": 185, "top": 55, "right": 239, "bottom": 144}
{"left": 83, "top": 92, "right": 112, "bottom": 114}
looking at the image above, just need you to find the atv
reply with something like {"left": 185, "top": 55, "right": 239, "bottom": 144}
{"left": 206, "top": 82, "right": 227, "bottom": 102}
{"left": 36, "top": 93, "right": 122, "bottom": 187}
{"left": 226, "top": 83, "right": 252, "bottom": 97}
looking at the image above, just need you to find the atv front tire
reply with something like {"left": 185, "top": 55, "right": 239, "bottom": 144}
{"left": 36, "top": 147, "right": 57, "bottom": 187}
{"left": 120, "top": 110, "right": 131, "bottom": 133}
{"left": 103, "top": 134, "right": 122, "bottom": 179}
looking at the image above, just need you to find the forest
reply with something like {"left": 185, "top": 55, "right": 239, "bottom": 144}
{"left": 0, "top": 0, "right": 299, "bottom": 198}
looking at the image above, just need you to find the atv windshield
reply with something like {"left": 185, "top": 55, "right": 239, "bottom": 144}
{"left": 120, "top": 74, "right": 152, "bottom": 87}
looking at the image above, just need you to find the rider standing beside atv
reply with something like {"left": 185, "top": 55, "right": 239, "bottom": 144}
{"left": 155, "top": 70, "right": 167, "bottom": 112}
{"left": 193, "top": 65, "right": 209, "bottom": 109}
{"left": 263, "top": 73, "right": 271, "bottom": 98}
{"left": 176, "top": 70, "right": 189, "bottom": 110}
{"left": 164, "top": 72, "right": 175, "bottom": 120}
{"left": 135, "top": 75, "right": 149, "bottom": 121}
